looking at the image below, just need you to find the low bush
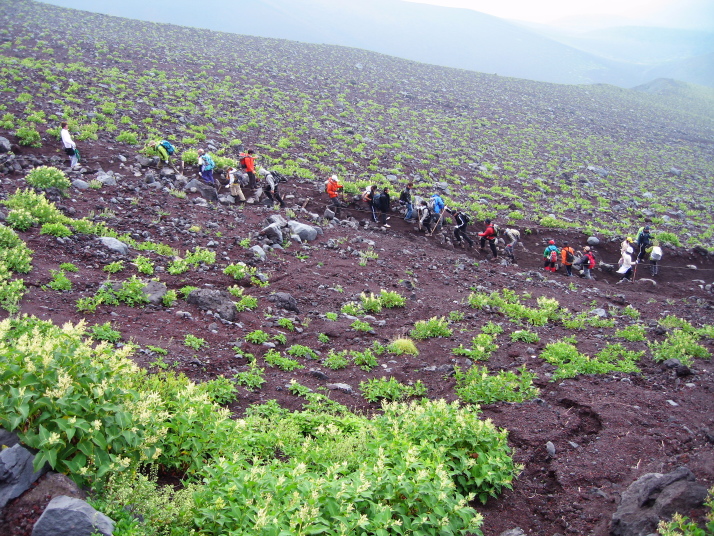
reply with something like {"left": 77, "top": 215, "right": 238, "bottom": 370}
{"left": 454, "top": 365, "right": 539, "bottom": 404}
{"left": 25, "top": 166, "right": 70, "bottom": 191}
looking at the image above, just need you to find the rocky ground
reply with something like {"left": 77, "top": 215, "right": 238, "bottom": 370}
{"left": 1, "top": 143, "right": 713, "bottom": 536}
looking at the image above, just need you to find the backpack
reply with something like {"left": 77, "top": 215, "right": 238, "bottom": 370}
{"left": 372, "top": 192, "right": 381, "bottom": 205}
{"left": 565, "top": 248, "right": 574, "bottom": 264}
{"left": 159, "top": 140, "right": 175, "bottom": 155}
{"left": 399, "top": 189, "right": 409, "bottom": 203}
{"left": 239, "top": 154, "right": 248, "bottom": 169}
{"left": 201, "top": 154, "right": 214, "bottom": 170}
{"left": 362, "top": 188, "right": 372, "bottom": 203}
{"left": 492, "top": 223, "right": 500, "bottom": 236}
{"left": 549, "top": 249, "right": 558, "bottom": 263}
{"left": 460, "top": 213, "right": 470, "bottom": 225}
{"left": 271, "top": 170, "right": 287, "bottom": 183}
{"left": 649, "top": 246, "right": 662, "bottom": 261}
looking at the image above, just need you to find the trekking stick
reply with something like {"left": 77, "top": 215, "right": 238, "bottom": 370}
{"left": 632, "top": 262, "right": 638, "bottom": 282}
{"left": 427, "top": 206, "right": 447, "bottom": 237}
{"left": 302, "top": 197, "right": 311, "bottom": 209}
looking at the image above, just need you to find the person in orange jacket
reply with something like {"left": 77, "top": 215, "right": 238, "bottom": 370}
{"left": 561, "top": 241, "right": 576, "bottom": 276}
{"left": 240, "top": 149, "right": 256, "bottom": 189}
{"left": 326, "top": 174, "right": 344, "bottom": 217}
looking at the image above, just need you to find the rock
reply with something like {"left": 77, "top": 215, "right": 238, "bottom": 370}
{"left": 267, "top": 292, "right": 300, "bottom": 313}
{"left": 184, "top": 178, "right": 218, "bottom": 202}
{"left": 287, "top": 221, "right": 321, "bottom": 242}
{"left": 326, "top": 383, "right": 354, "bottom": 394}
{"left": 186, "top": 289, "right": 236, "bottom": 321}
{"left": 591, "top": 308, "right": 608, "bottom": 318}
{"left": 0, "top": 136, "right": 12, "bottom": 153}
{"left": 249, "top": 245, "right": 267, "bottom": 261}
{"left": 610, "top": 466, "right": 708, "bottom": 536}
{"left": 587, "top": 165, "right": 610, "bottom": 177}
{"left": 97, "top": 237, "right": 129, "bottom": 255}
{"left": 261, "top": 223, "right": 283, "bottom": 244}
{"left": 142, "top": 280, "right": 167, "bottom": 306}
{"left": 32, "top": 495, "right": 115, "bottom": 536}
{"left": 95, "top": 172, "right": 117, "bottom": 186}
{"left": 0, "top": 444, "right": 50, "bottom": 508}
{"left": 499, "top": 529, "right": 526, "bottom": 536}
{"left": 310, "top": 370, "right": 329, "bottom": 381}
{"left": 686, "top": 265, "right": 697, "bottom": 270}
{"left": 662, "top": 359, "right": 692, "bottom": 377}
{"left": 0, "top": 429, "right": 20, "bottom": 449}
{"left": 587, "top": 236, "right": 600, "bottom": 246}
{"left": 263, "top": 214, "right": 288, "bottom": 227}
{"left": 546, "top": 441, "right": 556, "bottom": 456}
{"left": 72, "top": 179, "right": 89, "bottom": 190}
{"left": 217, "top": 194, "right": 235, "bottom": 205}
{"left": 669, "top": 167, "right": 682, "bottom": 177}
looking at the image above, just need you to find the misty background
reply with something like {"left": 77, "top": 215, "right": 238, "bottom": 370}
{"left": 41, "top": 0, "right": 714, "bottom": 87}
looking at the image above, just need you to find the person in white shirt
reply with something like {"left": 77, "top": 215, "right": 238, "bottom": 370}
{"left": 225, "top": 167, "right": 246, "bottom": 202}
{"left": 616, "top": 246, "right": 636, "bottom": 283}
{"left": 60, "top": 122, "right": 78, "bottom": 168}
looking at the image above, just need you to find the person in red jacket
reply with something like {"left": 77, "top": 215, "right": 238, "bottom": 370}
{"left": 326, "top": 175, "right": 344, "bottom": 217}
{"left": 240, "top": 149, "right": 257, "bottom": 189}
{"left": 478, "top": 219, "right": 498, "bottom": 259}
{"left": 579, "top": 246, "right": 596, "bottom": 280}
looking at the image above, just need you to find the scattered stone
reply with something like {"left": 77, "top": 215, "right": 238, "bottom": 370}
{"left": 666, "top": 400, "right": 679, "bottom": 407}
{"left": 610, "top": 466, "right": 708, "bottom": 536}
{"left": 288, "top": 221, "right": 322, "bottom": 242}
{"left": 310, "top": 370, "right": 329, "bottom": 381}
{"left": 98, "top": 237, "right": 129, "bottom": 255}
{"left": 546, "top": 441, "right": 556, "bottom": 456}
{"left": 186, "top": 289, "right": 237, "bottom": 321}
{"left": 590, "top": 308, "right": 608, "bottom": 318}
{"left": 184, "top": 178, "right": 218, "bottom": 202}
{"left": 142, "top": 280, "right": 167, "bottom": 306}
{"left": 326, "top": 383, "right": 353, "bottom": 394}
{"left": 250, "top": 245, "right": 267, "bottom": 261}
{"left": 267, "top": 292, "right": 300, "bottom": 313}
{"left": 72, "top": 179, "right": 89, "bottom": 190}
{"left": 0, "top": 444, "right": 49, "bottom": 508}
{"left": 0, "top": 136, "right": 12, "bottom": 153}
{"left": 32, "top": 495, "right": 115, "bottom": 536}
{"left": 587, "top": 236, "right": 600, "bottom": 246}
{"left": 498, "top": 529, "right": 526, "bottom": 536}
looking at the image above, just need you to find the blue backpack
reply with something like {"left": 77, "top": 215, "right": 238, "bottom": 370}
{"left": 202, "top": 154, "right": 215, "bottom": 170}
{"left": 159, "top": 140, "right": 175, "bottom": 155}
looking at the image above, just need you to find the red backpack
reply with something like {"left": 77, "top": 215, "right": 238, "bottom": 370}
{"left": 549, "top": 250, "right": 558, "bottom": 263}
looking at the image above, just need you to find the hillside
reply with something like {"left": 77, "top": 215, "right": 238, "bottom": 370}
{"left": 1, "top": 1, "right": 714, "bottom": 535}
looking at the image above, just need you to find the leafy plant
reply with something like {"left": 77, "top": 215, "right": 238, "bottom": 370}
{"left": 286, "top": 344, "right": 318, "bottom": 359}
{"left": 263, "top": 349, "right": 303, "bottom": 372}
{"left": 378, "top": 289, "right": 406, "bottom": 308}
{"left": 387, "top": 338, "right": 419, "bottom": 356}
{"left": 25, "top": 166, "right": 70, "bottom": 191}
{"left": 351, "top": 319, "right": 373, "bottom": 332}
{"left": 133, "top": 255, "right": 154, "bottom": 275}
{"left": 453, "top": 364, "right": 539, "bottom": 404}
{"left": 359, "top": 377, "right": 427, "bottom": 402}
{"left": 276, "top": 318, "right": 295, "bottom": 331}
{"left": 46, "top": 269, "right": 72, "bottom": 291}
{"left": 360, "top": 292, "right": 382, "bottom": 313}
{"left": 453, "top": 333, "right": 498, "bottom": 361}
{"left": 90, "top": 322, "right": 121, "bottom": 343}
{"left": 410, "top": 316, "right": 452, "bottom": 340}
{"left": 323, "top": 349, "right": 350, "bottom": 369}
{"left": 184, "top": 334, "right": 207, "bottom": 350}
{"left": 510, "top": 330, "right": 540, "bottom": 343}
{"left": 245, "top": 330, "right": 270, "bottom": 344}
{"left": 650, "top": 331, "right": 710, "bottom": 366}
{"left": 233, "top": 359, "right": 265, "bottom": 391}
{"left": 103, "top": 261, "right": 124, "bottom": 274}
{"left": 351, "top": 348, "right": 378, "bottom": 371}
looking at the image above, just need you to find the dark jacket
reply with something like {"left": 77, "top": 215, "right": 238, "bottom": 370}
{"left": 378, "top": 191, "right": 391, "bottom": 211}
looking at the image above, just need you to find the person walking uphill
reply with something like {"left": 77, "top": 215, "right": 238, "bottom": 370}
{"left": 430, "top": 192, "right": 445, "bottom": 230}
{"left": 617, "top": 245, "right": 637, "bottom": 283}
{"left": 478, "top": 219, "right": 498, "bottom": 259}
{"left": 197, "top": 149, "right": 215, "bottom": 186}
{"left": 259, "top": 168, "right": 286, "bottom": 208}
{"left": 543, "top": 240, "right": 559, "bottom": 273}
{"left": 447, "top": 208, "right": 473, "bottom": 248}
{"left": 363, "top": 185, "right": 378, "bottom": 222}
{"left": 378, "top": 187, "right": 391, "bottom": 226}
{"left": 60, "top": 122, "right": 78, "bottom": 168}
{"left": 240, "top": 149, "right": 257, "bottom": 189}
{"left": 326, "top": 174, "right": 343, "bottom": 217}
{"left": 400, "top": 182, "right": 415, "bottom": 222}
{"left": 636, "top": 225, "right": 653, "bottom": 261}
{"left": 561, "top": 241, "right": 576, "bottom": 276}
{"left": 579, "top": 246, "right": 596, "bottom": 280}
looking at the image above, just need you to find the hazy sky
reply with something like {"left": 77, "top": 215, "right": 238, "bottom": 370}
{"left": 406, "top": 0, "right": 714, "bottom": 29}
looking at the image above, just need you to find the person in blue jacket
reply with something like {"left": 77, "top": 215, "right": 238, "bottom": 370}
{"left": 543, "top": 240, "right": 560, "bottom": 273}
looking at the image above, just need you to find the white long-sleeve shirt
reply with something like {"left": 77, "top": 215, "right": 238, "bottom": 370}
{"left": 61, "top": 128, "right": 75, "bottom": 149}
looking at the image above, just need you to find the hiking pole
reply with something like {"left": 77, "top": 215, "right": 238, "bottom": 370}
{"left": 427, "top": 207, "right": 447, "bottom": 237}
{"left": 632, "top": 261, "right": 638, "bottom": 283}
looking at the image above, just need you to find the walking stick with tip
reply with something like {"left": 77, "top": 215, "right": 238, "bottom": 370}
{"left": 427, "top": 206, "right": 447, "bottom": 237}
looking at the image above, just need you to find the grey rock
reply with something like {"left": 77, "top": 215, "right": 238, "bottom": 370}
{"left": 32, "top": 495, "right": 115, "bottom": 536}
{"left": 610, "top": 466, "right": 708, "bottom": 536}
{"left": 98, "top": 237, "right": 129, "bottom": 255}
{"left": 587, "top": 165, "right": 610, "bottom": 177}
{"left": 142, "top": 280, "right": 167, "bottom": 306}
{"left": 267, "top": 292, "right": 300, "bottom": 313}
{"left": 591, "top": 308, "right": 608, "bottom": 318}
{"left": 0, "top": 444, "right": 50, "bottom": 508}
{"left": 662, "top": 359, "right": 692, "bottom": 377}
{"left": 261, "top": 223, "right": 283, "bottom": 243}
{"left": 288, "top": 221, "right": 321, "bottom": 242}
{"left": 326, "top": 383, "right": 353, "bottom": 394}
{"left": 95, "top": 172, "right": 117, "bottom": 186}
{"left": 72, "top": 179, "right": 89, "bottom": 190}
{"left": 499, "top": 529, "right": 526, "bottom": 536}
{"left": 0, "top": 136, "right": 11, "bottom": 153}
{"left": 184, "top": 178, "right": 218, "bottom": 202}
{"left": 136, "top": 155, "right": 155, "bottom": 168}
{"left": 186, "top": 289, "right": 237, "bottom": 321}
{"left": 263, "top": 214, "right": 288, "bottom": 227}
{"left": 587, "top": 236, "right": 600, "bottom": 246}
{"left": 546, "top": 441, "right": 556, "bottom": 456}
{"left": 250, "top": 245, "right": 267, "bottom": 261}
{"left": 217, "top": 194, "right": 235, "bottom": 205}
{"left": 0, "top": 429, "right": 20, "bottom": 449}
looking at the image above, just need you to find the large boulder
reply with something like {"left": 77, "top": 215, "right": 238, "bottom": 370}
{"left": 261, "top": 223, "right": 283, "bottom": 244}
{"left": 587, "top": 236, "right": 600, "bottom": 246}
{"left": 0, "top": 444, "right": 50, "bottom": 508}
{"left": 287, "top": 221, "right": 322, "bottom": 242}
{"left": 0, "top": 136, "right": 12, "bottom": 153}
{"left": 184, "top": 178, "right": 218, "bottom": 203}
{"left": 186, "top": 289, "right": 236, "bottom": 321}
{"left": 32, "top": 495, "right": 115, "bottom": 536}
{"left": 267, "top": 292, "right": 300, "bottom": 313}
{"left": 610, "top": 466, "right": 708, "bottom": 536}
{"left": 142, "top": 280, "right": 167, "bottom": 306}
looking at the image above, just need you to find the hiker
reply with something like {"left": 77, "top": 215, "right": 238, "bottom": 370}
{"left": 648, "top": 240, "right": 663, "bottom": 276}
{"left": 363, "top": 185, "right": 378, "bottom": 222}
{"left": 616, "top": 245, "right": 636, "bottom": 283}
{"left": 226, "top": 166, "right": 246, "bottom": 202}
{"left": 447, "top": 208, "right": 473, "bottom": 248}
{"left": 60, "top": 122, "right": 78, "bottom": 168}
{"left": 620, "top": 236, "right": 634, "bottom": 256}
{"left": 400, "top": 182, "right": 415, "bottom": 222}
{"left": 377, "top": 186, "right": 391, "bottom": 225}
{"left": 430, "top": 193, "right": 445, "bottom": 230}
{"left": 543, "top": 240, "right": 559, "bottom": 273}
{"left": 561, "top": 241, "right": 576, "bottom": 276}
{"left": 579, "top": 246, "right": 596, "bottom": 280}
{"left": 240, "top": 149, "right": 257, "bottom": 189}
{"left": 636, "top": 225, "right": 653, "bottom": 261}
{"left": 150, "top": 140, "right": 174, "bottom": 167}
{"left": 503, "top": 228, "right": 521, "bottom": 264}
{"left": 259, "top": 168, "right": 286, "bottom": 208}
{"left": 416, "top": 199, "right": 432, "bottom": 234}
{"left": 197, "top": 149, "right": 216, "bottom": 185}
{"left": 478, "top": 219, "right": 498, "bottom": 259}
{"left": 326, "top": 174, "right": 344, "bottom": 217}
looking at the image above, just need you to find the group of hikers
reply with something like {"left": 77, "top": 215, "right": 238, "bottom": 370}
{"left": 59, "top": 132, "right": 664, "bottom": 281}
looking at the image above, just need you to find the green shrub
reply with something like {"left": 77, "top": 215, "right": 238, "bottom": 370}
{"left": 245, "top": 330, "right": 270, "bottom": 344}
{"left": 116, "top": 130, "right": 139, "bottom": 144}
{"left": 650, "top": 331, "right": 710, "bottom": 366}
{"left": 184, "top": 334, "right": 207, "bottom": 350}
{"left": 234, "top": 360, "right": 265, "bottom": 391}
{"left": 16, "top": 126, "right": 41, "bottom": 147}
{"left": 40, "top": 222, "right": 72, "bottom": 237}
{"left": 90, "top": 322, "right": 121, "bottom": 343}
{"left": 200, "top": 376, "right": 238, "bottom": 405}
{"left": 359, "top": 377, "right": 427, "bottom": 402}
{"left": 378, "top": 289, "right": 407, "bottom": 308}
{"left": 657, "top": 232, "right": 682, "bottom": 247}
{"left": 323, "top": 349, "right": 350, "bottom": 369}
{"left": 541, "top": 341, "right": 642, "bottom": 380}
{"left": 286, "top": 344, "right": 318, "bottom": 359}
{"left": 46, "top": 269, "right": 72, "bottom": 291}
{"left": 387, "top": 337, "right": 419, "bottom": 356}
{"left": 263, "top": 349, "right": 303, "bottom": 372}
{"left": 26, "top": 166, "right": 70, "bottom": 191}
{"left": 510, "top": 330, "right": 540, "bottom": 343}
{"left": 360, "top": 292, "right": 382, "bottom": 313}
{"left": 410, "top": 316, "right": 452, "bottom": 340}
{"left": 351, "top": 348, "right": 378, "bottom": 371}
{"left": 452, "top": 333, "right": 498, "bottom": 360}
{"left": 454, "top": 364, "right": 539, "bottom": 404}
{"left": 0, "top": 225, "right": 33, "bottom": 273}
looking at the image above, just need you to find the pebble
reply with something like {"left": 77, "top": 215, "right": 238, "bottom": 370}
{"left": 546, "top": 441, "right": 556, "bottom": 456}
{"left": 666, "top": 400, "right": 679, "bottom": 407}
